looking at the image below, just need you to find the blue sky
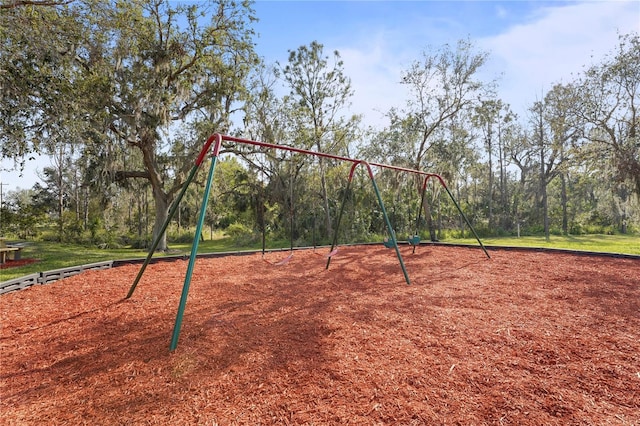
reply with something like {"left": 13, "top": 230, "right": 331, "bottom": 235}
{"left": 251, "top": 0, "right": 639, "bottom": 124}
{"left": 2, "top": 0, "right": 639, "bottom": 191}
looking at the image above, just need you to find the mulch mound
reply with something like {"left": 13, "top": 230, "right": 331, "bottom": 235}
{"left": 1, "top": 245, "right": 639, "bottom": 425}
{"left": 0, "top": 258, "right": 38, "bottom": 270}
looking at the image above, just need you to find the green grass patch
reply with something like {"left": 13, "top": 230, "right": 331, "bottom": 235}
{"left": 442, "top": 234, "right": 640, "bottom": 255}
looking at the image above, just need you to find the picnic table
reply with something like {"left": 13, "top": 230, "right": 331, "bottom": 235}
{"left": 0, "top": 238, "right": 23, "bottom": 264}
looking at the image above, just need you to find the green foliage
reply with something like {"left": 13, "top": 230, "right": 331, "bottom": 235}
{"left": 1, "top": 0, "right": 259, "bottom": 251}
{"left": 124, "top": 235, "right": 152, "bottom": 250}
{"left": 224, "top": 222, "right": 258, "bottom": 246}
{"left": 169, "top": 231, "right": 198, "bottom": 244}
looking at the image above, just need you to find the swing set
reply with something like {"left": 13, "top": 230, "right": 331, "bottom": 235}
{"left": 126, "top": 133, "right": 489, "bottom": 351}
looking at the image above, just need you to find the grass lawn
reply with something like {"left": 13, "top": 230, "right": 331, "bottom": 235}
{"left": 0, "top": 236, "right": 255, "bottom": 282}
{"left": 443, "top": 234, "right": 640, "bottom": 256}
{"left": 1, "top": 233, "right": 638, "bottom": 282}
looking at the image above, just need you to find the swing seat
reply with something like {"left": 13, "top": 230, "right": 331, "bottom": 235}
{"left": 383, "top": 238, "right": 396, "bottom": 249}
{"left": 275, "top": 253, "right": 293, "bottom": 265}
{"left": 262, "top": 252, "right": 293, "bottom": 266}
{"left": 408, "top": 235, "right": 421, "bottom": 246}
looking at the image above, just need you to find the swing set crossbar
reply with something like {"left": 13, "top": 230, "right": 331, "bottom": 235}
{"left": 126, "top": 133, "right": 489, "bottom": 351}
{"left": 221, "top": 134, "right": 443, "bottom": 181}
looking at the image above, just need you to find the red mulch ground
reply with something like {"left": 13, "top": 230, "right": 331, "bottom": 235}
{"left": 0, "top": 258, "right": 38, "bottom": 269}
{"left": 1, "top": 245, "right": 639, "bottom": 425}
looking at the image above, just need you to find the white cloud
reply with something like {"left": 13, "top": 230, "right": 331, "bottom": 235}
{"left": 495, "top": 5, "right": 508, "bottom": 20}
{"left": 480, "top": 0, "right": 640, "bottom": 117}
{"left": 338, "top": 34, "right": 411, "bottom": 128}
{"left": 332, "top": 1, "right": 640, "bottom": 128}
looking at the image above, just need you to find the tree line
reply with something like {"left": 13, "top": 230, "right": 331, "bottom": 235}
{"left": 1, "top": 1, "right": 638, "bottom": 250}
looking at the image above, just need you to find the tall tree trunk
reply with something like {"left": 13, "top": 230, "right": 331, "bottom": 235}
{"left": 74, "top": 170, "right": 80, "bottom": 223}
{"left": 535, "top": 103, "right": 550, "bottom": 241}
{"left": 560, "top": 172, "right": 568, "bottom": 235}
{"left": 140, "top": 135, "right": 173, "bottom": 252}
{"left": 151, "top": 186, "right": 170, "bottom": 251}
{"left": 177, "top": 204, "right": 181, "bottom": 233}
{"left": 498, "top": 130, "right": 507, "bottom": 230}
{"left": 424, "top": 203, "right": 437, "bottom": 242}
{"left": 127, "top": 191, "right": 133, "bottom": 234}
{"left": 145, "top": 189, "right": 149, "bottom": 236}
{"left": 620, "top": 189, "right": 628, "bottom": 234}
{"left": 423, "top": 189, "right": 438, "bottom": 242}
{"left": 540, "top": 145, "right": 549, "bottom": 240}
{"left": 52, "top": 145, "right": 67, "bottom": 241}
{"left": 137, "top": 190, "right": 143, "bottom": 237}
{"left": 58, "top": 171, "right": 64, "bottom": 241}
{"left": 486, "top": 126, "right": 494, "bottom": 230}
{"left": 83, "top": 186, "right": 89, "bottom": 231}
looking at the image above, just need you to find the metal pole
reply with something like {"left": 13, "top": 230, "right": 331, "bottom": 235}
{"left": 412, "top": 176, "right": 429, "bottom": 254}
{"left": 432, "top": 175, "right": 491, "bottom": 259}
{"left": 126, "top": 164, "right": 198, "bottom": 298}
{"left": 170, "top": 138, "right": 221, "bottom": 351}
{"left": 126, "top": 134, "right": 219, "bottom": 299}
{"left": 363, "top": 161, "right": 411, "bottom": 285}
{"left": 326, "top": 162, "right": 358, "bottom": 269}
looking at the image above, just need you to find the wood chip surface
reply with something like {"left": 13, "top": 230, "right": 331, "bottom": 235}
{"left": 2, "top": 246, "right": 639, "bottom": 425}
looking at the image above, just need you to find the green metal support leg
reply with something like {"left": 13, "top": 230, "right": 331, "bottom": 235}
{"left": 439, "top": 180, "right": 490, "bottom": 259}
{"left": 170, "top": 151, "right": 220, "bottom": 351}
{"left": 126, "top": 164, "right": 201, "bottom": 299}
{"left": 126, "top": 134, "right": 218, "bottom": 299}
{"left": 369, "top": 171, "right": 411, "bottom": 285}
{"left": 326, "top": 161, "right": 411, "bottom": 285}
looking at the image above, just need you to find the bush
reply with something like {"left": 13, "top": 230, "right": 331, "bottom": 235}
{"left": 225, "top": 222, "right": 258, "bottom": 246}
{"left": 126, "top": 235, "right": 152, "bottom": 250}
{"left": 39, "top": 230, "right": 60, "bottom": 242}
{"left": 91, "top": 228, "right": 121, "bottom": 249}
{"left": 170, "top": 232, "right": 197, "bottom": 244}
{"left": 569, "top": 223, "right": 585, "bottom": 235}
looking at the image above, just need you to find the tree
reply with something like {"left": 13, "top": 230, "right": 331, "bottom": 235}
{"left": 1, "top": 0, "right": 259, "bottom": 250}
{"left": 494, "top": 104, "right": 518, "bottom": 231}
{"left": 505, "top": 121, "right": 535, "bottom": 234}
{"left": 399, "top": 38, "right": 493, "bottom": 171}
{"left": 521, "top": 84, "right": 579, "bottom": 238}
{"left": 398, "top": 38, "right": 493, "bottom": 240}
{"left": 0, "top": 2, "right": 88, "bottom": 165}
{"left": 543, "top": 84, "right": 580, "bottom": 234}
{"left": 45, "top": 145, "right": 72, "bottom": 240}
{"left": 0, "top": 1, "right": 74, "bottom": 9}
{"left": 1, "top": 188, "right": 47, "bottom": 239}
{"left": 574, "top": 32, "right": 640, "bottom": 199}
{"left": 473, "top": 99, "right": 503, "bottom": 229}
{"left": 530, "top": 99, "right": 552, "bottom": 238}
{"left": 279, "top": 41, "right": 360, "bottom": 237}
